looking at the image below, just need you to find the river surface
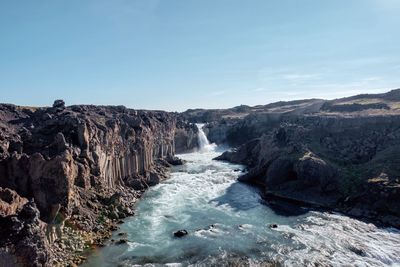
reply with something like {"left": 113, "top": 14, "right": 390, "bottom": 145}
{"left": 84, "top": 128, "right": 400, "bottom": 267}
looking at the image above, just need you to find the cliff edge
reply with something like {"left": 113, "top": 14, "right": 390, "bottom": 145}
{"left": 0, "top": 101, "right": 198, "bottom": 266}
{"left": 208, "top": 89, "right": 400, "bottom": 228}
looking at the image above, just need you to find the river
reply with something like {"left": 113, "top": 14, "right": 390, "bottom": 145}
{"left": 84, "top": 126, "right": 400, "bottom": 267}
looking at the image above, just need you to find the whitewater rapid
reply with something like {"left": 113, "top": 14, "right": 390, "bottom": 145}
{"left": 84, "top": 126, "right": 400, "bottom": 267}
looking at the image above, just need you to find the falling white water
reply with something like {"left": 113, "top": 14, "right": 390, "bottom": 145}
{"left": 84, "top": 145, "right": 400, "bottom": 267}
{"left": 196, "top": 123, "right": 217, "bottom": 152}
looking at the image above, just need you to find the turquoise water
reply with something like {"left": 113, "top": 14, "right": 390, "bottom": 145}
{"left": 84, "top": 147, "right": 400, "bottom": 267}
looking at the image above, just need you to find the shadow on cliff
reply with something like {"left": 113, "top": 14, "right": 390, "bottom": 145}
{"left": 209, "top": 181, "right": 309, "bottom": 216}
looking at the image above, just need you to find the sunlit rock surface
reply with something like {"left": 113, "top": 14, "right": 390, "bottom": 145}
{"left": 209, "top": 90, "right": 400, "bottom": 228}
{"left": 0, "top": 103, "right": 197, "bottom": 266}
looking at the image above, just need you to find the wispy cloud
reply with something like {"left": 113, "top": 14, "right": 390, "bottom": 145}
{"left": 282, "top": 74, "right": 319, "bottom": 81}
{"left": 258, "top": 68, "right": 322, "bottom": 86}
{"left": 210, "top": 90, "right": 225, "bottom": 96}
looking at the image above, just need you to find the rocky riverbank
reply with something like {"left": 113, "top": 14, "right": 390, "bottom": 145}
{"left": 0, "top": 101, "right": 198, "bottom": 266}
{"left": 1, "top": 89, "right": 400, "bottom": 266}
{"left": 205, "top": 89, "right": 400, "bottom": 228}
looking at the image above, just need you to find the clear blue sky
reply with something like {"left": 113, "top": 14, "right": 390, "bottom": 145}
{"left": 1, "top": 0, "right": 400, "bottom": 111}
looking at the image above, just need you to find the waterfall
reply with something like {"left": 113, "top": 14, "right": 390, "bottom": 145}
{"left": 197, "top": 124, "right": 210, "bottom": 148}
{"left": 196, "top": 123, "right": 216, "bottom": 152}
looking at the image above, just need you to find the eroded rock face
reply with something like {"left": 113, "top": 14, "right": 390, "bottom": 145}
{"left": 0, "top": 103, "right": 198, "bottom": 266}
{"left": 0, "top": 187, "right": 28, "bottom": 216}
{"left": 0, "top": 188, "right": 52, "bottom": 267}
{"left": 212, "top": 90, "right": 400, "bottom": 228}
{"left": 294, "top": 152, "right": 338, "bottom": 192}
{"left": 174, "top": 119, "right": 199, "bottom": 153}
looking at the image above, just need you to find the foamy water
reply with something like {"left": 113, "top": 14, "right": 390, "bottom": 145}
{"left": 84, "top": 126, "right": 400, "bottom": 267}
{"left": 196, "top": 123, "right": 217, "bottom": 153}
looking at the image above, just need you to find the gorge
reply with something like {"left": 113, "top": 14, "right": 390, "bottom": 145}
{"left": 1, "top": 89, "right": 400, "bottom": 266}
{"left": 83, "top": 126, "right": 400, "bottom": 266}
{"left": 0, "top": 102, "right": 198, "bottom": 266}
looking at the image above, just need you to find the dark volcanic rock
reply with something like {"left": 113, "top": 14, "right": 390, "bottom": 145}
{"left": 211, "top": 89, "right": 400, "bottom": 228}
{"left": 53, "top": 100, "right": 65, "bottom": 109}
{"left": 174, "top": 120, "right": 199, "bottom": 153}
{"left": 174, "top": 229, "right": 188, "bottom": 238}
{"left": 0, "top": 103, "right": 198, "bottom": 266}
{"left": 0, "top": 189, "right": 53, "bottom": 267}
{"left": 166, "top": 155, "right": 185, "bottom": 166}
{"left": 294, "top": 153, "right": 338, "bottom": 192}
{"left": 115, "top": 239, "right": 128, "bottom": 245}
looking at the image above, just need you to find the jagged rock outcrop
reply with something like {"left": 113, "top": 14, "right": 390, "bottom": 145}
{"left": 174, "top": 119, "right": 199, "bottom": 153}
{"left": 0, "top": 102, "right": 198, "bottom": 266}
{"left": 213, "top": 89, "right": 400, "bottom": 228}
{"left": 0, "top": 188, "right": 52, "bottom": 267}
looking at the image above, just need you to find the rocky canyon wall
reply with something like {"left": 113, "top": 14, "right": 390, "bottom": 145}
{"left": 0, "top": 102, "right": 198, "bottom": 266}
{"left": 210, "top": 90, "right": 400, "bottom": 228}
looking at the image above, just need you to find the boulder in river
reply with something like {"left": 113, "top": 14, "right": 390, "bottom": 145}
{"left": 166, "top": 155, "right": 185, "bottom": 166}
{"left": 174, "top": 230, "right": 188, "bottom": 238}
{"left": 115, "top": 239, "right": 128, "bottom": 245}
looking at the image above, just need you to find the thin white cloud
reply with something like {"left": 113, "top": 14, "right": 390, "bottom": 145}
{"left": 210, "top": 90, "right": 225, "bottom": 96}
{"left": 282, "top": 74, "right": 319, "bottom": 81}
{"left": 258, "top": 66, "right": 323, "bottom": 81}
